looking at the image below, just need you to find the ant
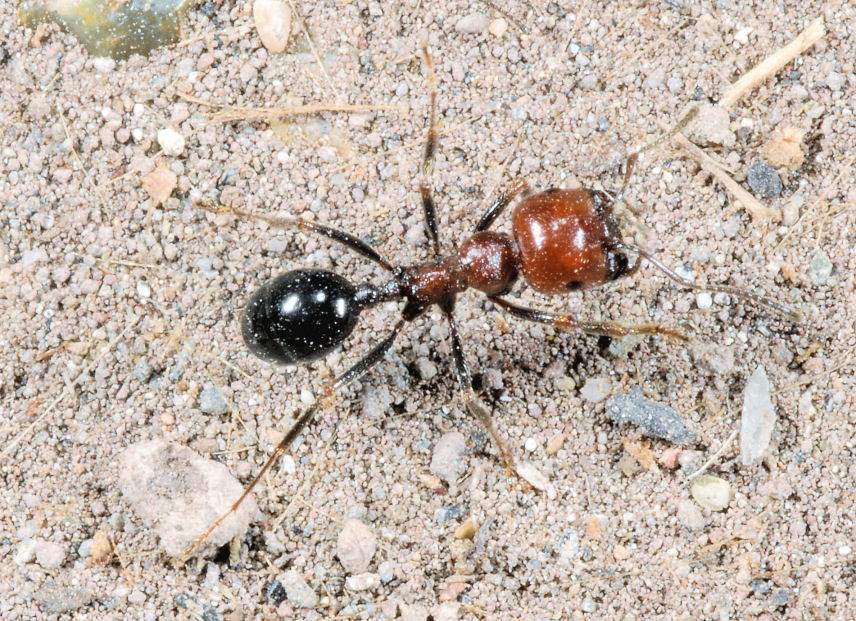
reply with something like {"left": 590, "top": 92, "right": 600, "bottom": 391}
{"left": 189, "top": 47, "right": 799, "bottom": 555}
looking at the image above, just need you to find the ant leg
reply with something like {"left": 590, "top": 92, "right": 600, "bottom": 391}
{"left": 489, "top": 295, "right": 690, "bottom": 342}
{"left": 615, "top": 243, "right": 803, "bottom": 322}
{"left": 184, "top": 319, "right": 405, "bottom": 558}
{"left": 419, "top": 44, "right": 441, "bottom": 257}
{"left": 441, "top": 302, "right": 516, "bottom": 470}
{"left": 474, "top": 178, "right": 531, "bottom": 232}
{"left": 202, "top": 202, "right": 397, "bottom": 273}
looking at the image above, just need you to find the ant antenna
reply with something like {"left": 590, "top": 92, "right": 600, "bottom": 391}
{"left": 615, "top": 242, "right": 803, "bottom": 323}
{"left": 613, "top": 106, "right": 699, "bottom": 206}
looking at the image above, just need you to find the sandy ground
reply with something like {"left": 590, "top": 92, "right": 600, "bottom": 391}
{"left": 2, "top": 0, "right": 855, "bottom": 619}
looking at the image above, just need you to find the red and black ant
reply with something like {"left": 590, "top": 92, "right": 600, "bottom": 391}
{"left": 189, "top": 48, "right": 798, "bottom": 553}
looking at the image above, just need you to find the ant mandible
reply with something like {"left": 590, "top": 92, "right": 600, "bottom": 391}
{"left": 190, "top": 47, "right": 798, "bottom": 553}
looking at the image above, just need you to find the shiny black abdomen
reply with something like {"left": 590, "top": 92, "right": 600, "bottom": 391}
{"left": 242, "top": 269, "right": 359, "bottom": 365}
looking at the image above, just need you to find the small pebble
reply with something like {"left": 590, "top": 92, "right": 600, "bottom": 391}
{"left": 136, "top": 280, "right": 152, "bottom": 298}
{"left": 580, "top": 376, "right": 611, "bottom": 403}
{"left": 336, "top": 519, "right": 377, "bottom": 574}
{"left": 454, "top": 518, "right": 477, "bottom": 540}
{"left": 771, "top": 588, "right": 790, "bottom": 608}
{"left": 676, "top": 499, "right": 706, "bottom": 529}
{"left": 265, "top": 578, "right": 288, "bottom": 607}
{"left": 746, "top": 160, "right": 782, "bottom": 198}
{"left": 253, "top": 0, "right": 291, "bottom": 53}
{"left": 750, "top": 578, "right": 772, "bottom": 594}
{"left": 142, "top": 162, "right": 177, "bottom": 205}
{"left": 128, "top": 590, "right": 146, "bottom": 604}
{"left": 34, "top": 540, "right": 66, "bottom": 569}
{"left": 33, "top": 581, "right": 92, "bottom": 614}
{"left": 683, "top": 103, "right": 735, "bottom": 147}
{"left": 605, "top": 389, "right": 695, "bottom": 444}
{"left": 280, "top": 570, "right": 318, "bottom": 608}
{"left": 824, "top": 71, "right": 845, "bottom": 91}
{"left": 740, "top": 365, "right": 776, "bottom": 466}
{"left": 119, "top": 440, "right": 258, "bottom": 556}
{"left": 807, "top": 250, "right": 833, "bottom": 285}
{"left": 581, "top": 598, "right": 597, "bottom": 613}
{"left": 454, "top": 13, "right": 490, "bottom": 34}
{"left": 199, "top": 385, "right": 228, "bottom": 415}
{"left": 14, "top": 539, "right": 37, "bottom": 565}
{"left": 690, "top": 475, "right": 732, "bottom": 511}
{"left": 431, "top": 602, "right": 461, "bottom": 621}
{"left": 434, "top": 504, "right": 466, "bottom": 523}
{"left": 545, "top": 433, "right": 565, "bottom": 455}
{"left": 690, "top": 342, "right": 735, "bottom": 377}
{"left": 345, "top": 572, "right": 380, "bottom": 592}
{"left": 430, "top": 431, "right": 467, "bottom": 483}
{"left": 783, "top": 194, "right": 803, "bottom": 226}
{"left": 558, "top": 529, "right": 579, "bottom": 562}
{"left": 515, "top": 461, "right": 556, "bottom": 499}
{"left": 658, "top": 448, "right": 681, "bottom": 469}
{"left": 89, "top": 532, "right": 114, "bottom": 564}
{"left": 378, "top": 560, "right": 396, "bottom": 583}
{"left": 22, "top": 248, "right": 48, "bottom": 268}
{"left": 157, "top": 128, "right": 185, "bottom": 156}
{"left": 488, "top": 18, "right": 508, "bottom": 37}
{"left": 524, "top": 437, "right": 537, "bottom": 452}
{"left": 133, "top": 359, "right": 153, "bottom": 383}
{"left": 761, "top": 127, "right": 805, "bottom": 169}
{"left": 696, "top": 291, "right": 712, "bottom": 309}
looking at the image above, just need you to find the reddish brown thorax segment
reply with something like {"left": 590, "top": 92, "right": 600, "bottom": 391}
{"left": 512, "top": 188, "right": 625, "bottom": 293}
{"left": 404, "top": 231, "right": 521, "bottom": 304}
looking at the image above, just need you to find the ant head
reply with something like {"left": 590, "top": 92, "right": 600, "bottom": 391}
{"left": 242, "top": 269, "right": 360, "bottom": 365}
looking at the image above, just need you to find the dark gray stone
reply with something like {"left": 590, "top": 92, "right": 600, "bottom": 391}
{"left": 606, "top": 389, "right": 695, "bottom": 444}
{"left": 747, "top": 160, "right": 783, "bottom": 198}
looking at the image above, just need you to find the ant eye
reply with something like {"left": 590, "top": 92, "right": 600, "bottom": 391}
{"left": 242, "top": 269, "right": 359, "bottom": 365}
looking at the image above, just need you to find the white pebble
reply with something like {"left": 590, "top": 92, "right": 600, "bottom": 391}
{"left": 157, "top": 128, "right": 185, "bottom": 156}
{"left": 580, "top": 376, "right": 611, "bottom": 403}
{"left": 516, "top": 460, "right": 556, "bottom": 499}
{"left": 336, "top": 519, "right": 377, "bottom": 574}
{"left": 696, "top": 292, "right": 712, "bottom": 309}
{"left": 740, "top": 365, "right": 775, "bottom": 466}
{"left": 345, "top": 572, "right": 380, "bottom": 591}
{"left": 488, "top": 18, "right": 508, "bottom": 37}
{"left": 524, "top": 437, "right": 537, "bottom": 452}
{"left": 430, "top": 431, "right": 467, "bottom": 483}
{"left": 281, "top": 454, "right": 296, "bottom": 475}
{"left": 13, "top": 539, "right": 37, "bottom": 565}
{"left": 136, "top": 281, "right": 151, "bottom": 298}
{"left": 455, "top": 13, "right": 490, "bottom": 34}
{"left": 254, "top": 0, "right": 291, "bottom": 53}
{"left": 690, "top": 475, "right": 731, "bottom": 511}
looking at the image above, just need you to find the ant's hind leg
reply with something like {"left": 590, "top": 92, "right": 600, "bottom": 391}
{"left": 490, "top": 296, "right": 690, "bottom": 342}
{"left": 198, "top": 200, "right": 397, "bottom": 273}
{"left": 441, "top": 303, "right": 516, "bottom": 471}
{"left": 419, "top": 44, "right": 441, "bottom": 257}
{"left": 183, "top": 319, "right": 405, "bottom": 559}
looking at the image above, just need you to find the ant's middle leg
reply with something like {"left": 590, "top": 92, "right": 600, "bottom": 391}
{"left": 441, "top": 301, "right": 516, "bottom": 471}
{"left": 489, "top": 295, "right": 690, "bottom": 342}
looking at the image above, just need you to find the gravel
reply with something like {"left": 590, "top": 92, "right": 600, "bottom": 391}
{"left": 2, "top": 1, "right": 852, "bottom": 618}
